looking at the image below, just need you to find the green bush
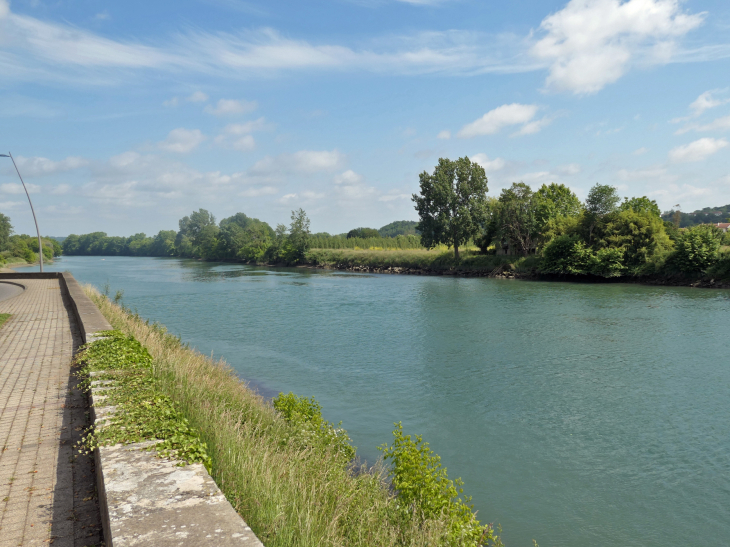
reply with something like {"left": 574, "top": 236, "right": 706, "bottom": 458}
{"left": 672, "top": 224, "right": 722, "bottom": 273}
{"left": 540, "top": 235, "right": 592, "bottom": 274}
{"left": 379, "top": 423, "right": 502, "bottom": 546}
{"left": 273, "top": 392, "right": 356, "bottom": 463}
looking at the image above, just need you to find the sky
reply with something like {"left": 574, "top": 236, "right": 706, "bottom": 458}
{"left": 1, "top": 0, "right": 730, "bottom": 237}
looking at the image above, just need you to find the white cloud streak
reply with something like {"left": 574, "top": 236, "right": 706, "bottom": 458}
{"left": 13, "top": 155, "right": 88, "bottom": 177}
{"left": 458, "top": 104, "right": 544, "bottom": 138}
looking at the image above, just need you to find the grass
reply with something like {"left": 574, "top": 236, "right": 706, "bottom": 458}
{"left": 306, "top": 247, "right": 541, "bottom": 274}
{"left": 84, "top": 285, "right": 495, "bottom": 547}
{"left": 0, "top": 314, "right": 10, "bottom": 329}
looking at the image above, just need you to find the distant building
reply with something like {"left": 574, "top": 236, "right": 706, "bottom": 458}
{"left": 715, "top": 223, "right": 730, "bottom": 233}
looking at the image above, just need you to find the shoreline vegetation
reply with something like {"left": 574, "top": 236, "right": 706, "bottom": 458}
{"left": 85, "top": 285, "right": 504, "bottom": 547}
{"left": 0, "top": 212, "right": 62, "bottom": 268}
{"left": 58, "top": 156, "right": 730, "bottom": 288}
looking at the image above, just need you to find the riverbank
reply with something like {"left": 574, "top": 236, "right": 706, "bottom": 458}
{"left": 85, "top": 286, "right": 501, "bottom": 547}
{"left": 303, "top": 248, "right": 730, "bottom": 288}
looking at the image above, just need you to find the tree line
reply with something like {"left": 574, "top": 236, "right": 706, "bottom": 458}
{"left": 0, "top": 213, "right": 62, "bottom": 266}
{"left": 63, "top": 209, "right": 314, "bottom": 263}
{"left": 413, "top": 156, "right": 730, "bottom": 277}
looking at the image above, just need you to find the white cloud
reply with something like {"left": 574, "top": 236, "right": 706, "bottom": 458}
{"left": 1, "top": 182, "right": 40, "bottom": 194}
{"left": 250, "top": 150, "right": 345, "bottom": 179}
{"left": 689, "top": 89, "right": 730, "bottom": 116}
{"left": 458, "top": 103, "right": 539, "bottom": 138}
{"left": 633, "top": 147, "right": 649, "bottom": 155}
{"left": 0, "top": 0, "right": 9, "bottom": 18}
{"left": 163, "top": 91, "right": 209, "bottom": 108}
{"left": 231, "top": 135, "right": 256, "bottom": 151}
{"left": 83, "top": 150, "right": 275, "bottom": 206}
{"left": 51, "top": 184, "right": 71, "bottom": 195}
{"left": 669, "top": 137, "right": 728, "bottom": 163}
{"left": 511, "top": 115, "right": 554, "bottom": 136}
{"left": 158, "top": 128, "right": 206, "bottom": 153}
{"left": 675, "top": 115, "right": 730, "bottom": 135}
{"left": 204, "top": 98, "right": 257, "bottom": 116}
{"left": 437, "top": 130, "right": 451, "bottom": 140}
{"left": 222, "top": 118, "right": 269, "bottom": 135}
{"left": 334, "top": 170, "right": 362, "bottom": 185}
{"left": 14, "top": 155, "right": 88, "bottom": 177}
{"left": 378, "top": 193, "right": 411, "bottom": 202}
{"left": 471, "top": 153, "right": 505, "bottom": 172}
{"left": 0, "top": 201, "right": 23, "bottom": 209}
{"left": 556, "top": 163, "right": 581, "bottom": 175}
{"left": 239, "top": 186, "right": 277, "bottom": 198}
{"left": 617, "top": 166, "right": 670, "bottom": 180}
{"left": 187, "top": 91, "right": 208, "bottom": 102}
{"left": 214, "top": 118, "right": 269, "bottom": 151}
{"left": 531, "top": 0, "right": 705, "bottom": 94}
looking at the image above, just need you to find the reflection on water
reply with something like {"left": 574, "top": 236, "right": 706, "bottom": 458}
{"left": 22, "top": 256, "right": 730, "bottom": 547}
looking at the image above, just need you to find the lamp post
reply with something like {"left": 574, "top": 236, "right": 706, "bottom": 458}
{"left": 0, "top": 153, "right": 43, "bottom": 272}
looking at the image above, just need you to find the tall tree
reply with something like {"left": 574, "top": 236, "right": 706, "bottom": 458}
{"left": 585, "top": 184, "right": 620, "bottom": 241}
{"left": 287, "top": 208, "right": 311, "bottom": 263}
{"left": 0, "top": 213, "right": 13, "bottom": 250}
{"left": 412, "top": 156, "right": 489, "bottom": 259}
{"left": 497, "top": 183, "right": 540, "bottom": 257}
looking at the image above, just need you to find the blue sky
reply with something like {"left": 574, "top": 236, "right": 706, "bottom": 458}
{"left": 1, "top": 0, "right": 729, "bottom": 236}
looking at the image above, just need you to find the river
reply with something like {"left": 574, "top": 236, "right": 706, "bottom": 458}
{"left": 20, "top": 256, "right": 730, "bottom": 547}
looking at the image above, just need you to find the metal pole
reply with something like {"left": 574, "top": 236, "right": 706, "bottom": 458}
{"left": 6, "top": 153, "right": 43, "bottom": 272}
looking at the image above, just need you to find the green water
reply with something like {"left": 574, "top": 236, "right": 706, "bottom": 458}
{"left": 26, "top": 256, "right": 730, "bottom": 547}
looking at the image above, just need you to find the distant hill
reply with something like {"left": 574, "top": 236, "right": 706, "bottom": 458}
{"left": 661, "top": 204, "right": 730, "bottom": 228}
{"left": 47, "top": 236, "right": 67, "bottom": 243}
{"left": 378, "top": 220, "right": 419, "bottom": 237}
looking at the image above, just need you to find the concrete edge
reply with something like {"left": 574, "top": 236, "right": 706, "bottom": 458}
{"left": 88, "top": 374, "right": 264, "bottom": 546}
{"left": 45, "top": 273, "right": 265, "bottom": 547}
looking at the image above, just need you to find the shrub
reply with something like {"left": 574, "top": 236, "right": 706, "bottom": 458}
{"left": 672, "top": 224, "right": 722, "bottom": 273}
{"left": 379, "top": 423, "right": 502, "bottom": 546}
{"left": 273, "top": 392, "right": 356, "bottom": 463}
{"left": 540, "top": 235, "right": 592, "bottom": 274}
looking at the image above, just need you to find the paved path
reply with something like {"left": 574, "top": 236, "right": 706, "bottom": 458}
{"left": 0, "top": 279, "right": 102, "bottom": 547}
{"left": 0, "top": 283, "right": 24, "bottom": 303}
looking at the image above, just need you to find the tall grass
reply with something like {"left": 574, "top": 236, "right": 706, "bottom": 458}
{"left": 310, "top": 234, "right": 423, "bottom": 250}
{"left": 306, "top": 248, "right": 540, "bottom": 273}
{"left": 85, "top": 286, "right": 482, "bottom": 547}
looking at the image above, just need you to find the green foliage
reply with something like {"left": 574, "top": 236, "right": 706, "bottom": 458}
{"left": 671, "top": 224, "right": 722, "bottom": 273}
{"left": 76, "top": 330, "right": 212, "bottom": 469}
{"left": 706, "top": 252, "right": 730, "bottom": 281}
{"left": 596, "top": 210, "right": 673, "bottom": 274}
{"left": 379, "top": 423, "right": 501, "bottom": 546}
{"left": 0, "top": 313, "right": 10, "bottom": 329}
{"left": 540, "top": 235, "right": 593, "bottom": 274}
{"left": 496, "top": 183, "right": 540, "bottom": 256}
{"left": 378, "top": 220, "right": 419, "bottom": 237}
{"left": 280, "top": 208, "right": 311, "bottom": 264}
{"left": 413, "top": 156, "right": 489, "bottom": 259}
{"left": 0, "top": 213, "right": 11, "bottom": 249}
{"left": 273, "top": 392, "right": 356, "bottom": 463}
{"left": 585, "top": 184, "right": 620, "bottom": 217}
{"left": 534, "top": 182, "right": 583, "bottom": 226}
{"left": 347, "top": 227, "right": 380, "bottom": 239}
{"left": 619, "top": 196, "right": 661, "bottom": 218}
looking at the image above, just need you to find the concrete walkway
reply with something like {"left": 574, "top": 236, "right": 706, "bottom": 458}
{"left": 0, "top": 279, "right": 102, "bottom": 547}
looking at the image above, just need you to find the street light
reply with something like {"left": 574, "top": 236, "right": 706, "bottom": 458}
{"left": 0, "top": 152, "right": 43, "bottom": 272}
